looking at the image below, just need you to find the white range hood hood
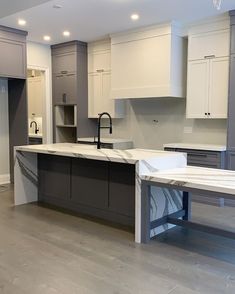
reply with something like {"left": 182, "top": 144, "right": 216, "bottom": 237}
{"left": 111, "top": 22, "right": 186, "bottom": 99}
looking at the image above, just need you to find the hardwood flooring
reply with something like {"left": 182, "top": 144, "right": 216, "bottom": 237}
{"left": 0, "top": 185, "right": 235, "bottom": 293}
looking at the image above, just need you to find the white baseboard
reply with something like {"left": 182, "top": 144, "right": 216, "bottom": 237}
{"left": 0, "top": 174, "right": 10, "bottom": 185}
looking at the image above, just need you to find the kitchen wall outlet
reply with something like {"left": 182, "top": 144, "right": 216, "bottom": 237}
{"left": 184, "top": 127, "right": 193, "bottom": 134}
{"left": 1, "top": 86, "right": 6, "bottom": 93}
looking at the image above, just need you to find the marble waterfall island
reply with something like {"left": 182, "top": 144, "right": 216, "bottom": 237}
{"left": 14, "top": 143, "right": 187, "bottom": 243}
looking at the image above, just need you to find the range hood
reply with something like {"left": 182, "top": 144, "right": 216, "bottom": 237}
{"left": 111, "top": 22, "right": 186, "bottom": 99}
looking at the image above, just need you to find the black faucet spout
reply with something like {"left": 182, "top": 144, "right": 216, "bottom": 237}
{"left": 30, "top": 121, "right": 39, "bottom": 134}
{"left": 97, "top": 112, "right": 113, "bottom": 149}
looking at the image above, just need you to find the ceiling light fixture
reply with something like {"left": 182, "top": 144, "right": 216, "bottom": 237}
{"left": 131, "top": 14, "right": 139, "bottom": 21}
{"left": 213, "top": 0, "right": 222, "bottom": 10}
{"left": 53, "top": 4, "right": 62, "bottom": 9}
{"left": 63, "top": 31, "right": 70, "bottom": 37}
{"left": 18, "top": 19, "right": 26, "bottom": 26}
{"left": 43, "top": 35, "right": 51, "bottom": 41}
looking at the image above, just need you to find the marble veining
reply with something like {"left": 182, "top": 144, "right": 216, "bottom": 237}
{"left": 142, "top": 166, "right": 235, "bottom": 196}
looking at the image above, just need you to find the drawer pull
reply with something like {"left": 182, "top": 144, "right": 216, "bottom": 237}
{"left": 61, "top": 70, "right": 68, "bottom": 74}
{"left": 96, "top": 69, "right": 104, "bottom": 73}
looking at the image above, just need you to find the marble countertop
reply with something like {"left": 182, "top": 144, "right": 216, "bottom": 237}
{"left": 163, "top": 143, "right": 226, "bottom": 152}
{"left": 15, "top": 143, "right": 186, "bottom": 166}
{"left": 77, "top": 137, "right": 133, "bottom": 143}
{"left": 142, "top": 166, "right": 235, "bottom": 195}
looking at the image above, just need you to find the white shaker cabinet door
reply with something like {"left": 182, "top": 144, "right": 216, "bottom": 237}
{"left": 101, "top": 71, "right": 113, "bottom": 114}
{"left": 186, "top": 59, "right": 209, "bottom": 118}
{"left": 88, "top": 72, "right": 102, "bottom": 118}
{"left": 208, "top": 57, "right": 229, "bottom": 119}
{"left": 188, "top": 30, "right": 230, "bottom": 61}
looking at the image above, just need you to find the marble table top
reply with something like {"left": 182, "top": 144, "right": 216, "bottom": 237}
{"left": 163, "top": 143, "right": 226, "bottom": 152}
{"left": 142, "top": 166, "right": 235, "bottom": 196}
{"left": 15, "top": 143, "right": 186, "bottom": 166}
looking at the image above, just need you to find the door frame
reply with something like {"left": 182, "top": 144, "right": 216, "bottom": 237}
{"left": 27, "top": 65, "right": 52, "bottom": 144}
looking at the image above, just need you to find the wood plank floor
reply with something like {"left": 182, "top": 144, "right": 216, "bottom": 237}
{"left": 1, "top": 185, "right": 235, "bottom": 294}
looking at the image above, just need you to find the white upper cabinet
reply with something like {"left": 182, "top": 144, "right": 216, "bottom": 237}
{"left": 188, "top": 29, "right": 230, "bottom": 61}
{"left": 186, "top": 57, "right": 229, "bottom": 119}
{"left": 186, "top": 18, "right": 230, "bottom": 119}
{"left": 208, "top": 57, "right": 229, "bottom": 118}
{"left": 88, "top": 39, "right": 125, "bottom": 118}
{"left": 111, "top": 23, "right": 187, "bottom": 99}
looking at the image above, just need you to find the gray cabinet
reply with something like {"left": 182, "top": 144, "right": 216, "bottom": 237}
{"left": 71, "top": 158, "right": 109, "bottom": 209}
{"left": 164, "top": 148, "right": 225, "bottom": 169}
{"left": 38, "top": 154, "right": 135, "bottom": 227}
{"left": 227, "top": 152, "right": 235, "bottom": 170}
{"left": 51, "top": 41, "right": 86, "bottom": 105}
{"left": 0, "top": 26, "right": 27, "bottom": 79}
{"left": 38, "top": 154, "right": 71, "bottom": 201}
{"left": 53, "top": 72, "right": 77, "bottom": 104}
{"left": 51, "top": 41, "right": 96, "bottom": 142}
{"left": 227, "top": 12, "right": 235, "bottom": 170}
{"left": 227, "top": 54, "right": 235, "bottom": 155}
{"left": 231, "top": 23, "right": 235, "bottom": 55}
{"left": 109, "top": 163, "right": 135, "bottom": 218}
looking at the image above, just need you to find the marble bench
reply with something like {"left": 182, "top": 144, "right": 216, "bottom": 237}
{"left": 140, "top": 166, "right": 235, "bottom": 243}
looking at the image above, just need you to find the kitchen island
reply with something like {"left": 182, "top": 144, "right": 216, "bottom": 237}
{"left": 14, "top": 143, "right": 186, "bottom": 243}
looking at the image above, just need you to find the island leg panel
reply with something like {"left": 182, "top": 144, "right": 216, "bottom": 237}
{"left": 14, "top": 150, "right": 38, "bottom": 205}
{"left": 150, "top": 186, "right": 183, "bottom": 237}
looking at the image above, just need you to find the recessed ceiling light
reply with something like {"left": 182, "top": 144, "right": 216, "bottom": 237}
{"left": 53, "top": 4, "right": 62, "bottom": 9}
{"left": 63, "top": 31, "right": 70, "bottom": 37}
{"left": 18, "top": 19, "right": 26, "bottom": 26}
{"left": 43, "top": 35, "right": 51, "bottom": 41}
{"left": 131, "top": 14, "right": 139, "bottom": 21}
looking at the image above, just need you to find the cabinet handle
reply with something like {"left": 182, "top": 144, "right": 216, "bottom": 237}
{"left": 56, "top": 75, "right": 63, "bottom": 78}
{"left": 62, "top": 93, "right": 67, "bottom": 103}
{"left": 205, "top": 113, "right": 208, "bottom": 116}
{"left": 208, "top": 113, "right": 211, "bottom": 116}
{"left": 96, "top": 69, "right": 104, "bottom": 73}
{"left": 61, "top": 70, "right": 68, "bottom": 74}
{"left": 204, "top": 55, "right": 215, "bottom": 59}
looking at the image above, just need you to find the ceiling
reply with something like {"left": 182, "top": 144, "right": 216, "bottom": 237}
{"left": 0, "top": 0, "right": 235, "bottom": 44}
{"left": 0, "top": 0, "right": 52, "bottom": 18}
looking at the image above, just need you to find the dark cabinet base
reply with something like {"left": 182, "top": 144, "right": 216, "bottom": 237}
{"left": 38, "top": 155, "right": 135, "bottom": 228}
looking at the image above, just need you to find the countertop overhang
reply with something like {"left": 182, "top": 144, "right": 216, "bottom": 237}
{"left": 15, "top": 143, "right": 187, "bottom": 167}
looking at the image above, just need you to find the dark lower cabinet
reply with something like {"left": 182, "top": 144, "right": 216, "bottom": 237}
{"left": 109, "top": 163, "right": 135, "bottom": 218}
{"left": 38, "top": 155, "right": 135, "bottom": 227}
{"left": 38, "top": 154, "right": 71, "bottom": 201}
{"left": 71, "top": 158, "right": 109, "bottom": 209}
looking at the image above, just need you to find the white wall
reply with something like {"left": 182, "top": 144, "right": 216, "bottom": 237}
{"left": 27, "top": 41, "right": 52, "bottom": 143}
{"left": 0, "top": 79, "right": 10, "bottom": 184}
{"left": 110, "top": 98, "right": 227, "bottom": 149}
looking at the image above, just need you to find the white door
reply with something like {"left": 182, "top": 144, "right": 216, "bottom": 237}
{"left": 88, "top": 72, "right": 102, "bottom": 118}
{"left": 186, "top": 59, "right": 209, "bottom": 118}
{"left": 208, "top": 57, "right": 229, "bottom": 119}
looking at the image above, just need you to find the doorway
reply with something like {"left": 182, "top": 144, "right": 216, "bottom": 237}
{"left": 27, "top": 69, "right": 46, "bottom": 144}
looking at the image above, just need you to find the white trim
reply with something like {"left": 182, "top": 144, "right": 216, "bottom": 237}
{"left": 27, "top": 64, "right": 52, "bottom": 144}
{"left": 0, "top": 174, "right": 10, "bottom": 185}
